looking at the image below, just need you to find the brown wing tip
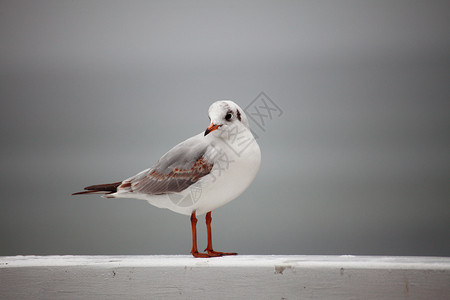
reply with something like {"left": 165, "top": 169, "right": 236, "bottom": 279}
{"left": 72, "top": 181, "right": 122, "bottom": 196}
{"left": 72, "top": 190, "right": 101, "bottom": 195}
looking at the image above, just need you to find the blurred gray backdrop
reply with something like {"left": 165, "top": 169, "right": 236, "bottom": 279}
{"left": 1, "top": 0, "right": 449, "bottom": 256}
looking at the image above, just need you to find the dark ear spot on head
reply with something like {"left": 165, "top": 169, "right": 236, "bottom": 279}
{"left": 236, "top": 109, "right": 241, "bottom": 121}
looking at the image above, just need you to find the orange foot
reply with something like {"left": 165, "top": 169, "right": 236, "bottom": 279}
{"left": 191, "top": 250, "right": 238, "bottom": 258}
{"left": 205, "top": 248, "right": 238, "bottom": 256}
{"left": 191, "top": 251, "right": 212, "bottom": 258}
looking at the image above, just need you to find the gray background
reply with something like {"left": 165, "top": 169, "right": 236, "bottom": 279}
{"left": 1, "top": 1, "right": 449, "bottom": 256}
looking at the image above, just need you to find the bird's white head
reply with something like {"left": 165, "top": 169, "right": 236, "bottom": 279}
{"left": 204, "top": 100, "right": 250, "bottom": 136}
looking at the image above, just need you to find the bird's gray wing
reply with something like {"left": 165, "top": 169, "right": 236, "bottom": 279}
{"left": 120, "top": 134, "right": 213, "bottom": 195}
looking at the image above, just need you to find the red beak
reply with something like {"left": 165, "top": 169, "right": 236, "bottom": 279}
{"left": 204, "top": 123, "right": 221, "bottom": 136}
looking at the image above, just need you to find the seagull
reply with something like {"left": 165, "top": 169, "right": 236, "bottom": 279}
{"left": 73, "top": 100, "right": 261, "bottom": 257}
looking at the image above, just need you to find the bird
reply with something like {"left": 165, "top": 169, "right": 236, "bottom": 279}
{"left": 73, "top": 100, "right": 261, "bottom": 257}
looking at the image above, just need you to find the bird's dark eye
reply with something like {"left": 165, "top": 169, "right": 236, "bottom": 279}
{"left": 225, "top": 113, "right": 232, "bottom": 121}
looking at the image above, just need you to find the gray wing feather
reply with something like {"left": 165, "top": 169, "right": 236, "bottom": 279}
{"left": 120, "top": 134, "right": 213, "bottom": 195}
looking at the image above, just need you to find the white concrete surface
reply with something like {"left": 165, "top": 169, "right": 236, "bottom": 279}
{"left": 1, "top": 255, "right": 449, "bottom": 299}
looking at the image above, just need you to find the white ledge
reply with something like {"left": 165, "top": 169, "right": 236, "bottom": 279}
{"left": 1, "top": 255, "right": 449, "bottom": 299}
{"left": 2, "top": 255, "right": 450, "bottom": 269}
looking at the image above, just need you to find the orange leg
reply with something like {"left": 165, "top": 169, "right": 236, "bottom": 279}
{"left": 204, "top": 211, "right": 237, "bottom": 257}
{"left": 190, "top": 211, "right": 209, "bottom": 258}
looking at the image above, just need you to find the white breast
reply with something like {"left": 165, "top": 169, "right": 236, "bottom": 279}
{"left": 193, "top": 134, "right": 261, "bottom": 215}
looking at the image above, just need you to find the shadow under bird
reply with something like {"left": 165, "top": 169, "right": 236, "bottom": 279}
{"left": 73, "top": 100, "right": 261, "bottom": 257}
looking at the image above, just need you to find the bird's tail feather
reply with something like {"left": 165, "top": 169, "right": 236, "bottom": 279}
{"left": 72, "top": 182, "right": 122, "bottom": 195}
